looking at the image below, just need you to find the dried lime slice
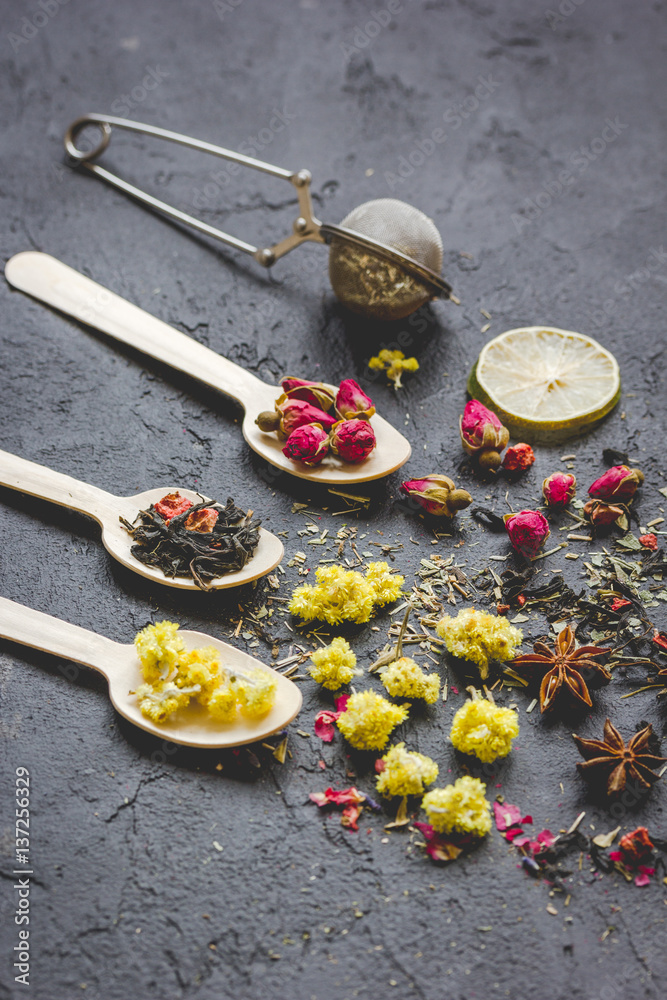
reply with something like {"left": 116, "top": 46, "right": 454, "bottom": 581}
{"left": 467, "top": 326, "right": 621, "bottom": 444}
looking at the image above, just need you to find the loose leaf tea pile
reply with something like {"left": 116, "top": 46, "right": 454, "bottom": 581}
{"left": 121, "top": 493, "right": 261, "bottom": 589}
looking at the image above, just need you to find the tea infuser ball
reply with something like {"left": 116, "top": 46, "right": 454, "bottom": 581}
{"left": 64, "top": 114, "right": 454, "bottom": 320}
{"left": 328, "top": 198, "right": 444, "bottom": 321}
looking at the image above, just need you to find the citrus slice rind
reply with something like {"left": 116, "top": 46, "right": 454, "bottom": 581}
{"left": 467, "top": 326, "right": 621, "bottom": 445}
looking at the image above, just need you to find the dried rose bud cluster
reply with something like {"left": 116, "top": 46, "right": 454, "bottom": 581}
{"left": 256, "top": 377, "right": 377, "bottom": 467}
{"left": 459, "top": 400, "right": 534, "bottom": 473}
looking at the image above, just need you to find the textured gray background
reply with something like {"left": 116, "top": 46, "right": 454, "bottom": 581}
{"left": 1, "top": 0, "right": 666, "bottom": 998}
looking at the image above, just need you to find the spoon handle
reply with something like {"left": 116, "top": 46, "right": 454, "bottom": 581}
{"left": 0, "top": 596, "right": 119, "bottom": 678}
{"left": 5, "top": 252, "right": 265, "bottom": 411}
{"left": 0, "top": 448, "right": 117, "bottom": 523}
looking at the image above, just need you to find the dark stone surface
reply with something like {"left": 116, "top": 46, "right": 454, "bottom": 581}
{"left": 1, "top": 1, "right": 666, "bottom": 998}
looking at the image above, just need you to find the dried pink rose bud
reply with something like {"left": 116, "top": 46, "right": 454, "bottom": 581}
{"left": 504, "top": 509, "right": 550, "bottom": 559}
{"left": 282, "top": 423, "right": 330, "bottom": 466}
{"left": 502, "top": 443, "right": 535, "bottom": 472}
{"left": 460, "top": 400, "right": 510, "bottom": 470}
{"left": 583, "top": 499, "right": 625, "bottom": 527}
{"left": 542, "top": 472, "right": 577, "bottom": 507}
{"left": 335, "top": 379, "right": 375, "bottom": 420}
{"left": 281, "top": 376, "right": 336, "bottom": 411}
{"left": 256, "top": 397, "right": 337, "bottom": 436}
{"left": 588, "top": 465, "right": 644, "bottom": 501}
{"left": 184, "top": 507, "right": 219, "bottom": 533}
{"left": 400, "top": 475, "right": 473, "bottom": 517}
{"left": 330, "top": 419, "right": 376, "bottom": 463}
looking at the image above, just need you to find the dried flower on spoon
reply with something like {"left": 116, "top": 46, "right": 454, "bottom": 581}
{"left": 510, "top": 625, "right": 611, "bottom": 713}
{"left": 255, "top": 396, "right": 338, "bottom": 435}
{"left": 256, "top": 376, "right": 377, "bottom": 466}
{"left": 121, "top": 492, "right": 261, "bottom": 589}
{"left": 133, "top": 621, "right": 276, "bottom": 724}
{"left": 282, "top": 423, "right": 331, "bottom": 466}
{"left": 280, "top": 376, "right": 337, "bottom": 411}
{"left": 330, "top": 418, "right": 376, "bottom": 463}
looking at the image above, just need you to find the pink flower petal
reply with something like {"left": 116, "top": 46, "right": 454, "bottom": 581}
{"left": 493, "top": 802, "right": 532, "bottom": 831}
{"left": 314, "top": 710, "right": 338, "bottom": 742}
{"left": 634, "top": 872, "right": 651, "bottom": 887}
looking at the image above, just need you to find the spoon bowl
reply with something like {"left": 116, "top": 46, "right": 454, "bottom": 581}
{"left": 0, "top": 597, "right": 302, "bottom": 748}
{"left": 0, "top": 450, "right": 284, "bottom": 591}
{"left": 5, "top": 252, "right": 412, "bottom": 484}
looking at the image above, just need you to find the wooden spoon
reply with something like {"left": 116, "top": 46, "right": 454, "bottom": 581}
{"left": 5, "top": 252, "right": 412, "bottom": 484}
{"left": 0, "top": 449, "right": 283, "bottom": 590}
{"left": 0, "top": 596, "right": 302, "bottom": 748}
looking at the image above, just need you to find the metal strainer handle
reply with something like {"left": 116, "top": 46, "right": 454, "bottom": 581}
{"left": 63, "top": 114, "right": 451, "bottom": 299}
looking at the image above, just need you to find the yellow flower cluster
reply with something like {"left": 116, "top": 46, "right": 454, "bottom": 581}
{"left": 368, "top": 349, "right": 419, "bottom": 389}
{"left": 135, "top": 620, "right": 185, "bottom": 684}
{"left": 337, "top": 690, "right": 409, "bottom": 750}
{"left": 450, "top": 698, "right": 519, "bottom": 763}
{"left": 436, "top": 608, "right": 523, "bottom": 679}
{"left": 381, "top": 657, "right": 440, "bottom": 704}
{"left": 134, "top": 621, "right": 276, "bottom": 725}
{"left": 422, "top": 777, "right": 492, "bottom": 837}
{"left": 309, "top": 637, "right": 361, "bottom": 690}
{"left": 376, "top": 742, "right": 439, "bottom": 798}
{"left": 289, "top": 562, "right": 403, "bottom": 625}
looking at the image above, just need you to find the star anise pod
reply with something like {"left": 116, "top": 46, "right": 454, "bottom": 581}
{"left": 573, "top": 719, "right": 667, "bottom": 795}
{"left": 510, "top": 625, "right": 611, "bottom": 713}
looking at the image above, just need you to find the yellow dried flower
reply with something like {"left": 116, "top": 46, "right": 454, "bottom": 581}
{"left": 237, "top": 669, "right": 278, "bottom": 719}
{"left": 365, "top": 561, "right": 405, "bottom": 605}
{"left": 450, "top": 698, "right": 519, "bottom": 763}
{"left": 436, "top": 608, "right": 523, "bottom": 680}
{"left": 381, "top": 657, "right": 440, "bottom": 703}
{"left": 422, "top": 777, "right": 492, "bottom": 837}
{"left": 376, "top": 742, "right": 439, "bottom": 798}
{"left": 337, "top": 690, "right": 409, "bottom": 750}
{"left": 207, "top": 682, "right": 239, "bottom": 723}
{"left": 135, "top": 681, "right": 193, "bottom": 723}
{"left": 309, "top": 637, "right": 361, "bottom": 690}
{"left": 289, "top": 562, "right": 403, "bottom": 625}
{"left": 178, "top": 646, "right": 221, "bottom": 703}
{"left": 135, "top": 620, "right": 185, "bottom": 684}
{"left": 133, "top": 621, "right": 276, "bottom": 724}
{"left": 368, "top": 349, "right": 419, "bottom": 389}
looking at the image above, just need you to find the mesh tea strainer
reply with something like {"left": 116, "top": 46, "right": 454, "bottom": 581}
{"left": 64, "top": 114, "right": 454, "bottom": 321}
